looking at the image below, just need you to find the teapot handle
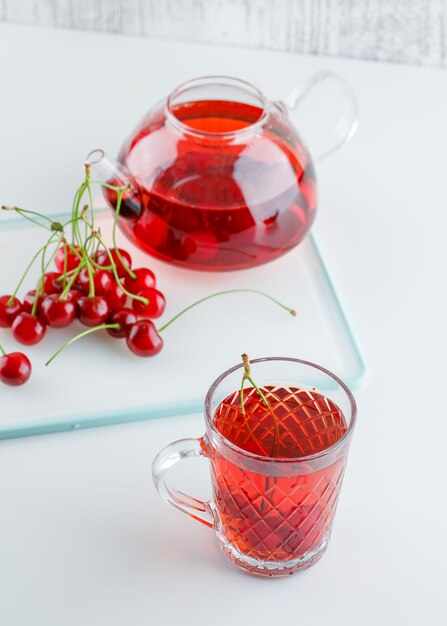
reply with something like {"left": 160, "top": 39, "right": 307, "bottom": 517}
{"left": 281, "top": 71, "right": 359, "bottom": 161}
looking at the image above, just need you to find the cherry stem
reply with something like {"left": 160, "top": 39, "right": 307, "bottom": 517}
{"left": 33, "top": 235, "right": 60, "bottom": 315}
{"left": 79, "top": 212, "right": 97, "bottom": 258}
{"left": 70, "top": 184, "right": 81, "bottom": 242}
{"left": 70, "top": 183, "right": 95, "bottom": 297}
{"left": 61, "top": 242, "right": 68, "bottom": 289}
{"left": 240, "top": 354, "right": 269, "bottom": 413}
{"left": 86, "top": 261, "right": 95, "bottom": 298}
{"left": 1, "top": 206, "right": 54, "bottom": 230}
{"left": 93, "top": 233, "right": 148, "bottom": 305}
{"left": 111, "top": 187, "right": 136, "bottom": 280}
{"left": 63, "top": 216, "right": 84, "bottom": 228}
{"left": 71, "top": 182, "right": 88, "bottom": 249}
{"left": 59, "top": 262, "right": 84, "bottom": 300}
{"left": 93, "top": 236, "right": 101, "bottom": 260}
{"left": 239, "top": 355, "right": 272, "bottom": 457}
{"left": 0, "top": 344, "right": 6, "bottom": 356}
{"left": 80, "top": 175, "right": 135, "bottom": 281}
{"left": 239, "top": 353, "right": 280, "bottom": 458}
{"left": 85, "top": 168, "right": 95, "bottom": 232}
{"left": 7, "top": 239, "right": 55, "bottom": 306}
{"left": 45, "top": 324, "right": 120, "bottom": 366}
{"left": 90, "top": 179, "right": 126, "bottom": 192}
{"left": 157, "top": 289, "right": 296, "bottom": 333}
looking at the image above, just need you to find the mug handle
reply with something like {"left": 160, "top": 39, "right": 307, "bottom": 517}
{"left": 152, "top": 438, "right": 215, "bottom": 529}
{"left": 281, "top": 71, "right": 359, "bottom": 161}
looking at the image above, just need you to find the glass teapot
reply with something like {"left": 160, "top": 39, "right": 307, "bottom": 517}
{"left": 87, "top": 74, "right": 358, "bottom": 271}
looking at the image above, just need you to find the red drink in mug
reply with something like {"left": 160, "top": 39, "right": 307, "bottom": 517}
{"left": 153, "top": 357, "right": 356, "bottom": 576}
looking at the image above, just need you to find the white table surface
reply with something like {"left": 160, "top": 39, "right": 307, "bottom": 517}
{"left": 0, "top": 22, "right": 446, "bottom": 626}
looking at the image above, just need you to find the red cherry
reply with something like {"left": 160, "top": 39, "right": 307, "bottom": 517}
{"left": 66, "top": 289, "right": 81, "bottom": 305}
{"left": 77, "top": 295, "right": 110, "bottom": 327}
{"left": 106, "top": 307, "right": 138, "bottom": 338}
{"left": 22, "top": 290, "right": 44, "bottom": 315}
{"left": 76, "top": 268, "right": 90, "bottom": 292}
{"left": 126, "top": 320, "right": 163, "bottom": 357}
{"left": 11, "top": 313, "right": 46, "bottom": 345}
{"left": 104, "top": 281, "right": 127, "bottom": 310}
{"left": 40, "top": 294, "right": 76, "bottom": 328}
{"left": 96, "top": 248, "right": 132, "bottom": 278}
{"left": 173, "top": 236, "right": 197, "bottom": 261}
{"left": 41, "top": 272, "right": 63, "bottom": 294}
{"left": 134, "top": 214, "right": 169, "bottom": 250}
{"left": 0, "top": 295, "right": 22, "bottom": 327}
{"left": 54, "top": 244, "right": 82, "bottom": 273}
{"left": 123, "top": 267, "right": 156, "bottom": 293}
{"left": 0, "top": 351, "right": 31, "bottom": 386}
{"left": 94, "top": 270, "right": 114, "bottom": 295}
{"left": 77, "top": 268, "right": 113, "bottom": 295}
{"left": 132, "top": 288, "right": 166, "bottom": 318}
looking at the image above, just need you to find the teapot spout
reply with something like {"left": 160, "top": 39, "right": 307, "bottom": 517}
{"left": 84, "top": 149, "right": 142, "bottom": 220}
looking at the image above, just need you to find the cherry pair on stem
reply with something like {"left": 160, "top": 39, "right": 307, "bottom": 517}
{"left": 45, "top": 289, "right": 297, "bottom": 364}
{"left": 0, "top": 291, "right": 296, "bottom": 386}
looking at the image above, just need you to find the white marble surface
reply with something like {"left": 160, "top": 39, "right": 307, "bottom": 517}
{"left": 0, "top": 22, "right": 446, "bottom": 626}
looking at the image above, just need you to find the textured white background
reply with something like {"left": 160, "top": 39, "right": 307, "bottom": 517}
{"left": 0, "top": 0, "right": 446, "bottom": 66}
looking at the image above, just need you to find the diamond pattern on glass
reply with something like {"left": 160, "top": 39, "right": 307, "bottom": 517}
{"left": 214, "top": 385, "right": 347, "bottom": 458}
{"left": 211, "top": 386, "right": 348, "bottom": 563}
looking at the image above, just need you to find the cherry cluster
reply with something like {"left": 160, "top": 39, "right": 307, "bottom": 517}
{"left": 0, "top": 156, "right": 296, "bottom": 387}
{"left": 0, "top": 243, "right": 167, "bottom": 386}
{"left": 1, "top": 245, "right": 164, "bottom": 348}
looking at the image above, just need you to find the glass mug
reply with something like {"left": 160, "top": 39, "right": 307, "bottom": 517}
{"left": 89, "top": 73, "right": 358, "bottom": 271}
{"left": 152, "top": 357, "right": 357, "bottom": 576}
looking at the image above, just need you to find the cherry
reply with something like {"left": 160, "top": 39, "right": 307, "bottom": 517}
{"left": 134, "top": 215, "right": 169, "bottom": 251}
{"left": 172, "top": 236, "right": 197, "bottom": 261}
{"left": 54, "top": 244, "right": 82, "bottom": 273}
{"left": 0, "top": 350, "right": 31, "bottom": 386}
{"left": 94, "top": 270, "right": 113, "bottom": 295}
{"left": 106, "top": 307, "right": 138, "bottom": 338}
{"left": 77, "top": 295, "right": 110, "bottom": 327}
{"left": 22, "top": 290, "right": 44, "bottom": 315}
{"left": 77, "top": 268, "right": 113, "bottom": 295}
{"left": 124, "top": 267, "right": 156, "bottom": 293}
{"left": 75, "top": 268, "right": 90, "bottom": 292}
{"left": 96, "top": 248, "right": 132, "bottom": 278}
{"left": 132, "top": 288, "right": 166, "bottom": 318}
{"left": 104, "top": 281, "right": 127, "bottom": 310}
{"left": 11, "top": 312, "right": 46, "bottom": 345}
{"left": 0, "top": 295, "right": 22, "bottom": 327}
{"left": 45, "top": 288, "right": 296, "bottom": 365}
{"left": 41, "top": 272, "right": 63, "bottom": 295}
{"left": 40, "top": 294, "right": 76, "bottom": 328}
{"left": 126, "top": 320, "right": 163, "bottom": 357}
{"left": 66, "top": 289, "right": 82, "bottom": 305}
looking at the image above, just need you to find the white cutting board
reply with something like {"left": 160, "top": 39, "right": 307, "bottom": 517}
{"left": 0, "top": 211, "right": 364, "bottom": 438}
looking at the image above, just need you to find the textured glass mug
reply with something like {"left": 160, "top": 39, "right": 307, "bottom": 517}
{"left": 152, "top": 358, "right": 356, "bottom": 576}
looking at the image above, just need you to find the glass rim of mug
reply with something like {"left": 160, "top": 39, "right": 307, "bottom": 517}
{"left": 204, "top": 356, "right": 357, "bottom": 464}
{"left": 165, "top": 75, "right": 269, "bottom": 138}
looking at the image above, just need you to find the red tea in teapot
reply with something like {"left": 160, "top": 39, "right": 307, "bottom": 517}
{"left": 96, "top": 75, "right": 357, "bottom": 271}
{"left": 89, "top": 76, "right": 358, "bottom": 270}
{"left": 115, "top": 91, "right": 317, "bottom": 270}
